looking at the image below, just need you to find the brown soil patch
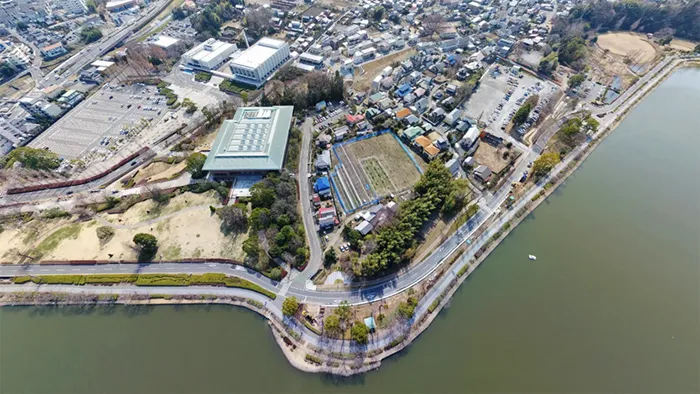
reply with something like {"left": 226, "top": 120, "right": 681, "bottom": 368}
{"left": 352, "top": 48, "right": 416, "bottom": 92}
{"left": 597, "top": 32, "right": 658, "bottom": 64}
{"left": 473, "top": 142, "right": 512, "bottom": 174}
{"left": 669, "top": 38, "right": 697, "bottom": 52}
{"left": 344, "top": 133, "right": 423, "bottom": 191}
{"left": 0, "top": 75, "right": 35, "bottom": 101}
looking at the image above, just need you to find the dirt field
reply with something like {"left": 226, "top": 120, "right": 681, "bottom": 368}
{"left": 0, "top": 191, "right": 248, "bottom": 263}
{"left": 669, "top": 38, "right": 697, "bottom": 52}
{"left": 597, "top": 32, "right": 658, "bottom": 64}
{"left": 473, "top": 142, "right": 511, "bottom": 175}
{"left": 332, "top": 133, "right": 422, "bottom": 212}
{"left": 0, "top": 75, "right": 35, "bottom": 101}
{"left": 587, "top": 46, "right": 640, "bottom": 90}
{"left": 352, "top": 48, "right": 416, "bottom": 92}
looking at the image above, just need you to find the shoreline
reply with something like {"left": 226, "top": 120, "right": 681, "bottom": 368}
{"left": 1, "top": 60, "right": 696, "bottom": 377}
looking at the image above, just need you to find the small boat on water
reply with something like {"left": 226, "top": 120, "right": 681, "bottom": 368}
{"left": 528, "top": 255, "right": 537, "bottom": 261}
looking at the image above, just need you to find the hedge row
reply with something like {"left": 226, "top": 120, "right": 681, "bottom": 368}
{"left": 305, "top": 354, "right": 322, "bottom": 365}
{"left": 11, "top": 273, "right": 276, "bottom": 299}
{"left": 303, "top": 319, "right": 322, "bottom": 336}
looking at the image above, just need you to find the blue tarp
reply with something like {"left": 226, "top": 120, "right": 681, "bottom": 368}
{"left": 314, "top": 176, "right": 330, "bottom": 192}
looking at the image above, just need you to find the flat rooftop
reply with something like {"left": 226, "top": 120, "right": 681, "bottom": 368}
{"left": 203, "top": 106, "right": 294, "bottom": 172}
{"left": 151, "top": 35, "right": 180, "bottom": 48}
{"left": 184, "top": 39, "right": 236, "bottom": 64}
{"left": 230, "top": 37, "right": 287, "bottom": 70}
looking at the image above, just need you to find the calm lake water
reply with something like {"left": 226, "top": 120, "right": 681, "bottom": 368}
{"left": 1, "top": 69, "right": 699, "bottom": 394}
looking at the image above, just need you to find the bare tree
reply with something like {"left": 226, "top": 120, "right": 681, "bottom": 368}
{"left": 422, "top": 14, "right": 446, "bottom": 39}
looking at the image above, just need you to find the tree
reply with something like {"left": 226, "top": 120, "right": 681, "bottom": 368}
{"left": 182, "top": 98, "right": 198, "bottom": 114}
{"left": 282, "top": 296, "right": 299, "bottom": 316}
{"left": 335, "top": 300, "right": 352, "bottom": 323}
{"left": 324, "top": 248, "right": 338, "bottom": 266}
{"left": 537, "top": 52, "right": 558, "bottom": 76}
{"left": 532, "top": 152, "right": 561, "bottom": 177}
{"left": 244, "top": 7, "right": 273, "bottom": 39}
{"left": 242, "top": 234, "right": 260, "bottom": 259}
{"left": 185, "top": 152, "right": 207, "bottom": 178}
{"left": 172, "top": 7, "right": 186, "bottom": 20}
{"left": 324, "top": 314, "right": 341, "bottom": 335}
{"left": 695, "top": 44, "right": 700, "bottom": 53}
{"left": 16, "top": 21, "right": 27, "bottom": 30}
{"left": 2, "top": 147, "right": 60, "bottom": 170}
{"left": 250, "top": 182, "right": 276, "bottom": 208}
{"left": 568, "top": 73, "right": 585, "bottom": 89}
{"left": 133, "top": 233, "right": 158, "bottom": 259}
{"left": 217, "top": 205, "right": 248, "bottom": 234}
{"left": 398, "top": 297, "right": 417, "bottom": 319}
{"left": 0, "top": 62, "right": 16, "bottom": 78}
{"left": 422, "top": 13, "right": 446, "bottom": 38}
{"left": 351, "top": 321, "right": 369, "bottom": 344}
{"left": 248, "top": 207, "right": 271, "bottom": 230}
{"left": 559, "top": 117, "right": 583, "bottom": 146}
{"left": 372, "top": 6, "right": 385, "bottom": 21}
{"left": 80, "top": 26, "right": 103, "bottom": 43}
{"left": 512, "top": 102, "right": 532, "bottom": 126}
{"left": 240, "top": 91, "right": 249, "bottom": 105}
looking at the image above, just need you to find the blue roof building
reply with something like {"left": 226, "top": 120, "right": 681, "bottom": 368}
{"left": 314, "top": 176, "right": 330, "bottom": 193}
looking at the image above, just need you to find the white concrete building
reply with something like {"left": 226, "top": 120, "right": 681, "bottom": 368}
{"left": 229, "top": 37, "right": 290, "bottom": 88}
{"left": 0, "top": 118, "right": 21, "bottom": 156}
{"left": 0, "top": 43, "right": 32, "bottom": 69}
{"left": 19, "top": 94, "right": 62, "bottom": 119}
{"left": 182, "top": 38, "right": 237, "bottom": 71}
{"left": 57, "top": 0, "right": 87, "bottom": 15}
{"left": 150, "top": 35, "right": 181, "bottom": 55}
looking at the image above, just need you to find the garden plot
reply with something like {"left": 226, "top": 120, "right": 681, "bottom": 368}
{"left": 331, "top": 132, "right": 422, "bottom": 213}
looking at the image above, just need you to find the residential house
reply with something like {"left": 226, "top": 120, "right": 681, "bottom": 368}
{"left": 445, "top": 157, "right": 461, "bottom": 177}
{"left": 354, "top": 220, "right": 373, "bottom": 235}
{"left": 333, "top": 126, "right": 349, "bottom": 141}
{"left": 473, "top": 164, "right": 492, "bottom": 182}
{"left": 400, "top": 125, "right": 424, "bottom": 142}
{"left": 314, "top": 176, "right": 332, "bottom": 198}
{"left": 316, "top": 133, "right": 332, "bottom": 148}
{"left": 315, "top": 149, "right": 331, "bottom": 171}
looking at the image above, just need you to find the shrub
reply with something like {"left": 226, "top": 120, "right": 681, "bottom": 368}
{"left": 96, "top": 226, "right": 115, "bottom": 245}
{"left": 305, "top": 354, "right": 322, "bottom": 365}
{"left": 41, "top": 208, "right": 70, "bottom": 219}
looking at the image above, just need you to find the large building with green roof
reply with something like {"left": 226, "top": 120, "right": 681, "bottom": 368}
{"left": 203, "top": 106, "right": 294, "bottom": 178}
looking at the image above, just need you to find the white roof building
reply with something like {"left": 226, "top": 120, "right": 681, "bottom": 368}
{"left": 229, "top": 37, "right": 290, "bottom": 88}
{"left": 182, "top": 38, "right": 237, "bottom": 71}
{"left": 151, "top": 35, "right": 181, "bottom": 50}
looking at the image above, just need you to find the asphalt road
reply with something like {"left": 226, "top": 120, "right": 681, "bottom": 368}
{"left": 38, "top": 0, "right": 171, "bottom": 89}
{"left": 296, "top": 118, "right": 323, "bottom": 278}
{"left": 0, "top": 55, "right": 690, "bottom": 313}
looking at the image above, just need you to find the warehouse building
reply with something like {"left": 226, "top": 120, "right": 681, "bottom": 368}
{"left": 182, "top": 38, "right": 237, "bottom": 71}
{"left": 203, "top": 106, "right": 294, "bottom": 178}
{"left": 229, "top": 37, "right": 290, "bottom": 88}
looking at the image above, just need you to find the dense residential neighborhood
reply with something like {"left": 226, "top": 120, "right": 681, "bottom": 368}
{"left": 0, "top": 0, "right": 699, "bottom": 382}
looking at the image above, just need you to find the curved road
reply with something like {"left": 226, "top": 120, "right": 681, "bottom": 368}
{"left": 0, "top": 55, "right": 692, "bottom": 314}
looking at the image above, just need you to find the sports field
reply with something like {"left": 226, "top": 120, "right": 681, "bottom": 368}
{"left": 332, "top": 133, "right": 422, "bottom": 212}
{"left": 596, "top": 32, "right": 658, "bottom": 64}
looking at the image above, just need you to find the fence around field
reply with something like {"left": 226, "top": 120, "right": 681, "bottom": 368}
{"left": 329, "top": 129, "right": 423, "bottom": 214}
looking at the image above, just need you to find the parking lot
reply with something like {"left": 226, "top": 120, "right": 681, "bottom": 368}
{"left": 463, "top": 65, "right": 559, "bottom": 140}
{"left": 30, "top": 84, "right": 170, "bottom": 160}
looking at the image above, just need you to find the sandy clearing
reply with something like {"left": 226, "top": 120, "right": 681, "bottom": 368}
{"left": 43, "top": 207, "right": 248, "bottom": 261}
{"left": 111, "top": 191, "right": 221, "bottom": 226}
{"left": 353, "top": 48, "right": 417, "bottom": 92}
{"left": 597, "top": 32, "right": 658, "bottom": 64}
{"left": 669, "top": 38, "right": 697, "bottom": 52}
